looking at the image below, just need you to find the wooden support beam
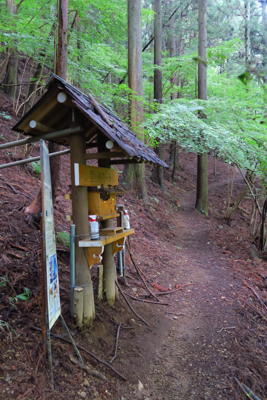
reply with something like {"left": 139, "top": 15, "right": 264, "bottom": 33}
{"left": 57, "top": 91, "right": 74, "bottom": 107}
{"left": 0, "top": 149, "right": 70, "bottom": 170}
{"left": 83, "top": 152, "right": 124, "bottom": 160}
{"left": 85, "top": 125, "right": 97, "bottom": 139}
{"left": 0, "top": 126, "right": 82, "bottom": 151}
{"left": 29, "top": 120, "right": 54, "bottom": 133}
{"left": 22, "top": 90, "right": 61, "bottom": 133}
{"left": 70, "top": 113, "right": 95, "bottom": 327}
{"left": 110, "top": 159, "right": 142, "bottom": 165}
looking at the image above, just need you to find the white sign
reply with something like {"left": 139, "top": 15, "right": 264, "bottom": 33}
{"left": 40, "top": 140, "right": 61, "bottom": 329}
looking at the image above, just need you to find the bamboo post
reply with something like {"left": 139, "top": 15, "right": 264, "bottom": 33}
{"left": 98, "top": 133, "right": 117, "bottom": 305}
{"left": 97, "top": 265, "right": 103, "bottom": 300}
{"left": 70, "top": 111, "right": 95, "bottom": 326}
{"left": 103, "top": 241, "right": 116, "bottom": 306}
{"left": 73, "top": 288, "right": 84, "bottom": 329}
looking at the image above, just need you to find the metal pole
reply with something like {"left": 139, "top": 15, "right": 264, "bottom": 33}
{"left": 0, "top": 149, "right": 70, "bottom": 170}
{"left": 60, "top": 314, "right": 83, "bottom": 363}
{"left": 0, "top": 126, "right": 83, "bottom": 151}
{"left": 40, "top": 215, "right": 47, "bottom": 355}
{"left": 70, "top": 224, "right": 75, "bottom": 318}
{"left": 46, "top": 327, "right": 54, "bottom": 390}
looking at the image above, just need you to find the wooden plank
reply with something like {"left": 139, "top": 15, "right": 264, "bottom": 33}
{"left": 74, "top": 164, "right": 118, "bottom": 187}
{"left": 84, "top": 152, "right": 124, "bottom": 160}
{"left": 100, "top": 213, "right": 119, "bottom": 221}
{"left": 79, "top": 228, "right": 134, "bottom": 248}
{"left": 110, "top": 159, "right": 142, "bottom": 165}
{"left": 99, "top": 227, "right": 124, "bottom": 236}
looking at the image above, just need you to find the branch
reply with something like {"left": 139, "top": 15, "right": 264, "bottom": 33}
{"left": 126, "top": 240, "right": 159, "bottom": 301}
{"left": 110, "top": 323, "right": 121, "bottom": 364}
{"left": 115, "top": 281, "right": 149, "bottom": 326}
{"left": 30, "top": 326, "right": 126, "bottom": 381}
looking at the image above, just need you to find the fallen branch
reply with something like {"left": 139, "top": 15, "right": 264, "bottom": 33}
{"left": 217, "top": 326, "right": 236, "bottom": 333}
{"left": 0, "top": 238, "right": 29, "bottom": 252}
{"left": 115, "top": 281, "right": 149, "bottom": 326}
{"left": 126, "top": 241, "right": 159, "bottom": 301}
{"left": 6, "top": 182, "right": 33, "bottom": 200}
{"left": 244, "top": 281, "right": 267, "bottom": 313}
{"left": 6, "top": 251, "right": 23, "bottom": 259}
{"left": 69, "top": 354, "right": 108, "bottom": 381}
{"left": 30, "top": 326, "right": 126, "bottom": 381}
{"left": 234, "top": 378, "right": 261, "bottom": 400}
{"left": 88, "top": 94, "right": 113, "bottom": 127}
{"left": 139, "top": 283, "right": 195, "bottom": 297}
{"left": 124, "top": 292, "right": 169, "bottom": 305}
{"left": 110, "top": 323, "right": 121, "bottom": 364}
{"left": 248, "top": 303, "right": 267, "bottom": 323}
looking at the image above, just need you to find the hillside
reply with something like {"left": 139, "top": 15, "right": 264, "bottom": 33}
{"left": 0, "top": 95, "right": 267, "bottom": 400}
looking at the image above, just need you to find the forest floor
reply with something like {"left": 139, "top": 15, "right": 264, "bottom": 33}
{"left": 0, "top": 93, "right": 267, "bottom": 400}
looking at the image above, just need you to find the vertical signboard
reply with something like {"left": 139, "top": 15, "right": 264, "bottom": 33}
{"left": 40, "top": 140, "right": 61, "bottom": 329}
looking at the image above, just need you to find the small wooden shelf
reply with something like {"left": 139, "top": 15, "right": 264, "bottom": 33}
{"left": 99, "top": 227, "right": 124, "bottom": 236}
{"left": 99, "top": 213, "right": 119, "bottom": 221}
{"left": 79, "top": 228, "right": 134, "bottom": 248}
{"left": 79, "top": 228, "right": 134, "bottom": 268}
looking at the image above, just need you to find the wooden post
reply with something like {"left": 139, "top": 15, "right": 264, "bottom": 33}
{"left": 73, "top": 287, "right": 84, "bottom": 329}
{"left": 97, "top": 265, "right": 103, "bottom": 300}
{"left": 70, "top": 112, "right": 95, "bottom": 326}
{"left": 98, "top": 133, "right": 117, "bottom": 305}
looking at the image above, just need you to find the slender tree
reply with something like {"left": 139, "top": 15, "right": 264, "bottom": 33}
{"left": 127, "top": 0, "right": 149, "bottom": 202}
{"left": 49, "top": 0, "right": 69, "bottom": 200}
{"left": 245, "top": 0, "right": 251, "bottom": 66}
{"left": 195, "top": 0, "right": 208, "bottom": 215}
{"left": 3, "top": 0, "right": 18, "bottom": 100}
{"left": 153, "top": 0, "right": 166, "bottom": 192}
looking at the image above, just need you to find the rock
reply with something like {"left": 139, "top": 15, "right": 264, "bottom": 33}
{"left": 138, "top": 381, "right": 144, "bottom": 391}
{"left": 80, "top": 392, "right": 87, "bottom": 398}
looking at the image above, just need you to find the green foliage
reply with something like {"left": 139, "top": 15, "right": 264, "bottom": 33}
{"left": 56, "top": 231, "right": 70, "bottom": 247}
{"left": 0, "top": 320, "right": 17, "bottom": 341}
{"left": 0, "top": 112, "right": 11, "bottom": 120}
{"left": 0, "top": 276, "right": 8, "bottom": 287}
{"left": 30, "top": 160, "right": 41, "bottom": 174}
{"left": 9, "top": 287, "right": 32, "bottom": 308}
{"left": 143, "top": 69, "right": 267, "bottom": 178}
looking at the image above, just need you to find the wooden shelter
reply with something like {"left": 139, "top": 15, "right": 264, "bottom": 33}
{"left": 13, "top": 74, "right": 168, "bottom": 326}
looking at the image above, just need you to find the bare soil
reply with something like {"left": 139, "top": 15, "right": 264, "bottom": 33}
{"left": 0, "top": 95, "right": 267, "bottom": 400}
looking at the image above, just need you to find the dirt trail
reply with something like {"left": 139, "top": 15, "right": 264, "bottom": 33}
{"left": 118, "top": 183, "right": 244, "bottom": 400}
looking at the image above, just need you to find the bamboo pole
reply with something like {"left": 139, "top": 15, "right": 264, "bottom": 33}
{"left": 97, "top": 265, "right": 103, "bottom": 300}
{"left": 0, "top": 149, "right": 70, "bottom": 170}
{"left": 73, "top": 288, "right": 84, "bottom": 329}
{"left": 0, "top": 126, "right": 82, "bottom": 151}
{"left": 70, "top": 112, "right": 95, "bottom": 326}
{"left": 103, "top": 243, "right": 116, "bottom": 306}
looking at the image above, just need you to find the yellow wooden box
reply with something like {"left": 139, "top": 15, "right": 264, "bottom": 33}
{"left": 88, "top": 192, "right": 116, "bottom": 218}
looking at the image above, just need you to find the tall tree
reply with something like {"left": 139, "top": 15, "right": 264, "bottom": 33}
{"left": 195, "top": 0, "right": 208, "bottom": 215}
{"left": 154, "top": 0, "right": 166, "bottom": 192}
{"left": 245, "top": 0, "right": 251, "bottom": 66}
{"left": 49, "top": 0, "right": 69, "bottom": 200}
{"left": 3, "top": 0, "right": 18, "bottom": 100}
{"left": 127, "top": 0, "right": 148, "bottom": 202}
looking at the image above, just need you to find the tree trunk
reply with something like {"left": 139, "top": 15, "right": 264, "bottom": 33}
{"left": 3, "top": 0, "right": 18, "bottom": 100}
{"left": 195, "top": 0, "right": 208, "bottom": 216}
{"left": 56, "top": 0, "right": 68, "bottom": 79}
{"left": 127, "top": 0, "right": 149, "bottom": 202}
{"left": 50, "top": 0, "right": 68, "bottom": 201}
{"left": 245, "top": 0, "right": 251, "bottom": 66}
{"left": 261, "top": 0, "right": 267, "bottom": 80}
{"left": 153, "top": 0, "right": 166, "bottom": 192}
{"left": 24, "top": 0, "right": 68, "bottom": 220}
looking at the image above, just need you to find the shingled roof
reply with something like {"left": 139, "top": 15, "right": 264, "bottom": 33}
{"left": 13, "top": 74, "right": 168, "bottom": 168}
